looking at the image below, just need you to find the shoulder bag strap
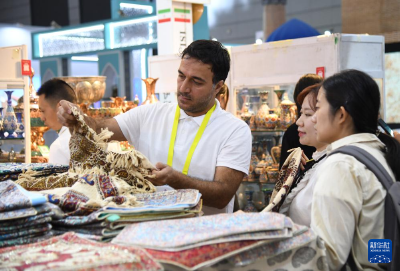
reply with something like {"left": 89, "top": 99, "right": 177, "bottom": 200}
{"left": 329, "top": 145, "right": 392, "bottom": 191}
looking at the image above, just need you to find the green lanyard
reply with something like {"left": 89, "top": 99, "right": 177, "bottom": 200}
{"left": 167, "top": 103, "right": 216, "bottom": 175}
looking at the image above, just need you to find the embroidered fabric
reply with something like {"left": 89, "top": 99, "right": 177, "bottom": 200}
{"left": 0, "top": 216, "right": 52, "bottom": 233}
{"left": 0, "top": 232, "right": 163, "bottom": 270}
{"left": 0, "top": 181, "right": 47, "bottom": 212}
{"left": 50, "top": 208, "right": 109, "bottom": 226}
{"left": 209, "top": 226, "right": 328, "bottom": 271}
{"left": 279, "top": 149, "right": 328, "bottom": 215}
{"left": 50, "top": 197, "right": 202, "bottom": 244}
{"left": 262, "top": 147, "right": 303, "bottom": 212}
{"left": 68, "top": 105, "right": 156, "bottom": 191}
{"left": 112, "top": 212, "right": 289, "bottom": 250}
{"left": 0, "top": 232, "right": 54, "bottom": 249}
{"left": 14, "top": 172, "right": 78, "bottom": 191}
{"left": 17, "top": 105, "right": 156, "bottom": 193}
{"left": 51, "top": 199, "right": 203, "bottom": 243}
{"left": 52, "top": 226, "right": 121, "bottom": 238}
{"left": 0, "top": 183, "right": 54, "bottom": 247}
{"left": 0, "top": 203, "right": 52, "bottom": 221}
{"left": 16, "top": 105, "right": 158, "bottom": 216}
{"left": 0, "top": 223, "right": 52, "bottom": 241}
{"left": 146, "top": 239, "right": 267, "bottom": 270}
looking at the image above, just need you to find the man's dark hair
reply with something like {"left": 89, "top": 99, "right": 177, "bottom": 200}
{"left": 37, "top": 79, "right": 77, "bottom": 107}
{"left": 181, "top": 40, "right": 230, "bottom": 85}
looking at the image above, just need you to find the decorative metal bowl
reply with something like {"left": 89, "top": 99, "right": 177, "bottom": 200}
{"left": 56, "top": 76, "right": 106, "bottom": 104}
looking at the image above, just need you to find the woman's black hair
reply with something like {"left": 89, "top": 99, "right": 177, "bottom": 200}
{"left": 296, "top": 83, "right": 321, "bottom": 112}
{"left": 293, "top": 74, "right": 323, "bottom": 116}
{"left": 322, "top": 69, "right": 400, "bottom": 179}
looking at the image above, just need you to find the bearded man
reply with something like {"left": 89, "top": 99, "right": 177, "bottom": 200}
{"left": 57, "top": 40, "right": 251, "bottom": 215}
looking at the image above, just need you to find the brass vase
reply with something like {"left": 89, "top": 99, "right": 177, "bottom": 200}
{"left": 141, "top": 77, "right": 159, "bottom": 105}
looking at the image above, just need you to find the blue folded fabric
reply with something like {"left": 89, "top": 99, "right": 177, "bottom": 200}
{"left": 0, "top": 181, "right": 47, "bottom": 212}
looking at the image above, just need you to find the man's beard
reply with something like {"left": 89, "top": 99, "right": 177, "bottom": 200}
{"left": 177, "top": 85, "right": 216, "bottom": 114}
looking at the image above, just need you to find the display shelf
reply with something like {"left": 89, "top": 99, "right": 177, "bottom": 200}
{"left": 229, "top": 34, "right": 385, "bottom": 118}
{"left": 234, "top": 85, "right": 288, "bottom": 212}
{"left": 0, "top": 138, "right": 25, "bottom": 144}
{"left": 0, "top": 45, "right": 31, "bottom": 163}
{"left": 251, "top": 130, "right": 285, "bottom": 136}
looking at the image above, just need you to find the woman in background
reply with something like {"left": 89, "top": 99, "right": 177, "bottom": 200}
{"left": 279, "top": 74, "right": 322, "bottom": 169}
{"left": 278, "top": 84, "right": 328, "bottom": 225}
{"left": 311, "top": 69, "right": 399, "bottom": 270}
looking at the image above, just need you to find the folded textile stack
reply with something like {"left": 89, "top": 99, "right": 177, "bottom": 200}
{"left": 51, "top": 189, "right": 202, "bottom": 242}
{"left": 0, "top": 232, "right": 163, "bottom": 270}
{"left": 51, "top": 210, "right": 122, "bottom": 242}
{"left": 0, "top": 163, "right": 69, "bottom": 182}
{"left": 99, "top": 189, "right": 202, "bottom": 222}
{"left": 204, "top": 224, "right": 328, "bottom": 271}
{"left": 112, "top": 212, "right": 327, "bottom": 270}
{"left": 0, "top": 181, "right": 55, "bottom": 248}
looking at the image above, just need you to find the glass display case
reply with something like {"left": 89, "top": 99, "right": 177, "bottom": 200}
{"left": 235, "top": 86, "right": 297, "bottom": 212}
{"left": 0, "top": 45, "right": 31, "bottom": 163}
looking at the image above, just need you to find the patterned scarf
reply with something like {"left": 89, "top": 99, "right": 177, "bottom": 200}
{"left": 262, "top": 147, "right": 303, "bottom": 212}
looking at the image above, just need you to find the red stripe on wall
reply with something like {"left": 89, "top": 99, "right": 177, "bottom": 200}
{"left": 158, "top": 18, "right": 171, "bottom": 23}
{"left": 174, "top": 18, "right": 191, "bottom": 23}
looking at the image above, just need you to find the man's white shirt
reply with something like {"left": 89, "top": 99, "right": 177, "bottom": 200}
{"left": 115, "top": 100, "right": 251, "bottom": 215}
{"left": 49, "top": 126, "right": 71, "bottom": 165}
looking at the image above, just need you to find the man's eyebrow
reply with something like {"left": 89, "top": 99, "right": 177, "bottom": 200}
{"left": 192, "top": 76, "right": 206, "bottom": 83}
{"left": 178, "top": 70, "right": 206, "bottom": 83}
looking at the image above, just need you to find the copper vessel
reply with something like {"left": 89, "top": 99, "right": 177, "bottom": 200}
{"left": 141, "top": 77, "right": 159, "bottom": 105}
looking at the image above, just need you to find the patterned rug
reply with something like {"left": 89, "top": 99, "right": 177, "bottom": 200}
{"left": 146, "top": 240, "right": 267, "bottom": 270}
{"left": 0, "top": 232, "right": 163, "bottom": 270}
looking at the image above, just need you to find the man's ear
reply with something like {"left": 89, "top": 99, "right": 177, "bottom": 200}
{"left": 214, "top": 80, "right": 224, "bottom": 95}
